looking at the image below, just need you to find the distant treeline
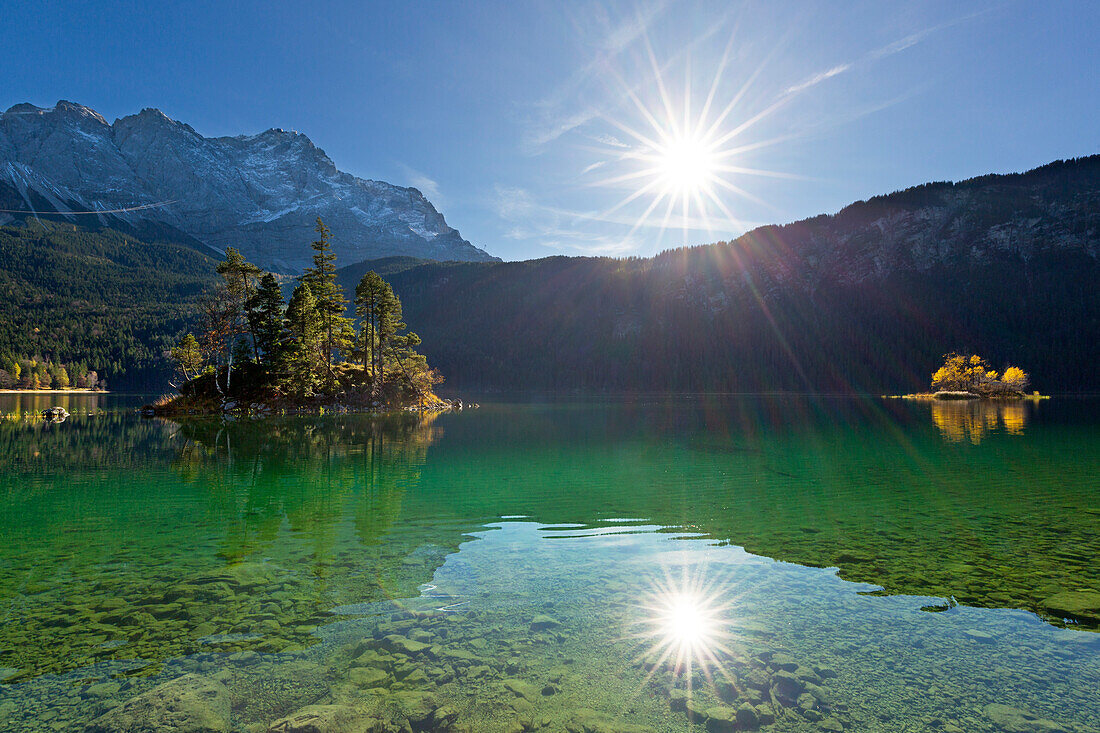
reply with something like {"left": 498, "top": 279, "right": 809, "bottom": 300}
{"left": 0, "top": 353, "right": 104, "bottom": 390}
{"left": 0, "top": 219, "right": 218, "bottom": 389}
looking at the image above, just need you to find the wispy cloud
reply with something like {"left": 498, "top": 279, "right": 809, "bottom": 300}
{"left": 491, "top": 184, "right": 759, "bottom": 256}
{"left": 592, "top": 133, "right": 630, "bottom": 148}
{"left": 524, "top": 108, "right": 600, "bottom": 151}
{"left": 870, "top": 9, "right": 991, "bottom": 61}
{"left": 784, "top": 64, "right": 852, "bottom": 95}
{"left": 579, "top": 160, "right": 608, "bottom": 176}
{"left": 782, "top": 11, "right": 987, "bottom": 100}
{"left": 397, "top": 163, "right": 445, "bottom": 207}
{"left": 521, "top": 1, "right": 672, "bottom": 153}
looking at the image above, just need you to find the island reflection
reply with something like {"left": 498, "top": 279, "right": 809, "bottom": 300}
{"left": 930, "top": 398, "right": 1031, "bottom": 443}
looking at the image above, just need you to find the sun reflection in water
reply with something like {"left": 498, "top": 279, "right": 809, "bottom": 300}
{"left": 660, "top": 592, "right": 717, "bottom": 653}
{"left": 631, "top": 564, "right": 740, "bottom": 693}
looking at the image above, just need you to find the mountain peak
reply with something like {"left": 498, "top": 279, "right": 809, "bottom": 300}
{"left": 113, "top": 107, "right": 201, "bottom": 138}
{"left": 2, "top": 102, "right": 47, "bottom": 118}
{"left": 2, "top": 101, "right": 108, "bottom": 127}
{"left": 0, "top": 101, "right": 500, "bottom": 270}
{"left": 52, "top": 100, "right": 109, "bottom": 126}
{"left": 132, "top": 107, "right": 174, "bottom": 123}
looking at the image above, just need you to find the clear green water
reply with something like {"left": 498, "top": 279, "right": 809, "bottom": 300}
{"left": 1, "top": 395, "right": 1098, "bottom": 732}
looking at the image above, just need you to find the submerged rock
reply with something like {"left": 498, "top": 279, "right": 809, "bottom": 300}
{"left": 529, "top": 614, "right": 561, "bottom": 631}
{"left": 191, "top": 562, "right": 276, "bottom": 588}
{"left": 267, "top": 705, "right": 379, "bottom": 733}
{"left": 379, "top": 691, "right": 438, "bottom": 726}
{"left": 983, "top": 703, "right": 1073, "bottom": 733}
{"left": 770, "top": 669, "right": 805, "bottom": 705}
{"left": 736, "top": 702, "right": 761, "bottom": 730}
{"left": 84, "top": 674, "right": 230, "bottom": 732}
{"left": 377, "top": 634, "right": 430, "bottom": 656}
{"left": 1041, "top": 591, "right": 1100, "bottom": 623}
{"left": 564, "top": 708, "right": 655, "bottom": 733}
{"left": 703, "top": 706, "right": 737, "bottom": 732}
{"left": 503, "top": 678, "right": 541, "bottom": 702}
{"left": 348, "top": 667, "right": 390, "bottom": 689}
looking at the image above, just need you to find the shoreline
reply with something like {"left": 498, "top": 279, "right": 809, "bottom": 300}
{"left": 0, "top": 389, "right": 109, "bottom": 394}
{"left": 885, "top": 392, "right": 1049, "bottom": 401}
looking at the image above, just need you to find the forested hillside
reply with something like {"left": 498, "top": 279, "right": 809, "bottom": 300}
{"left": 0, "top": 220, "right": 217, "bottom": 388}
{"left": 360, "top": 249, "right": 1097, "bottom": 393}
{"left": 2, "top": 156, "right": 1098, "bottom": 393}
{"left": 342, "top": 156, "right": 1100, "bottom": 394}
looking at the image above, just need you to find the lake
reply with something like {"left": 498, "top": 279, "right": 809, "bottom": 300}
{"left": 1, "top": 394, "right": 1098, "bottom": 732}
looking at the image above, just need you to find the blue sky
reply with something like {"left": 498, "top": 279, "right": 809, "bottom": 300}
{"left": 3, "top": 0, "right": 1098, "bottom": 261}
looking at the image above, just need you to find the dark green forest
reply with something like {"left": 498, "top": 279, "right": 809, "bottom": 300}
{"left": 357, "top": 247, "right": 1099, "bottom": 394}
{"left": 0, "top": 219, "right": 218, "bottom": 389}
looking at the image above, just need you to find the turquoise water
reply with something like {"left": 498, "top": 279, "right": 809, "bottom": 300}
{"left": 0, "top": 395, "right": 1098, "bottom": 732}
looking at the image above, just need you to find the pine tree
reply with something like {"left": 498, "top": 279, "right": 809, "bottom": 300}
{"left": 213, "top": 248, "right": 261, "bottom": 391}
{"left": 354, "top": 270, "right": 419, "bottom": 396}
{"left": 170, "top": 333, "right": 204, "bottom": 382}
{"left": 354, "top": 271, "right": 403, "bottom": 391}
{"left": 300, "top": 218, "right": 352, "bottom": 385}
{"left": 354, "top": 271, "right": 384, "bottom": 374}
{"left": 248, "top": 273, "right": 286, "bottom": 367}
{"left": 280, "top": 283, "right": 323, "bottom": 397}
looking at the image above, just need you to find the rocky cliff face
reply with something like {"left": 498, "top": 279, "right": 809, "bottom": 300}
{"left": 0, "top": 101, "right": 498, "bottom": 271}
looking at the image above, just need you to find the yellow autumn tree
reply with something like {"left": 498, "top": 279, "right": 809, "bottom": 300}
{"left": 931, "top": 353, "right": 989, "bottom": 392}
{"left": 931, "top": 353, "right": 1030, "bottom": 396}
{"left": 1002, "top": 366, "right": 1030, "bottom": 391}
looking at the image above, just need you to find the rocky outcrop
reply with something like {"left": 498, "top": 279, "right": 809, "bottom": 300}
{"left": 0, "top": 101, "right": 499, "bottom": 271}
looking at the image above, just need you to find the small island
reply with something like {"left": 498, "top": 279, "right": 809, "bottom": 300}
{"left": 893, "top": 352, "right": 1044, "bottom": 401}
{"left": 149, "top": 219, "right": 450, "bottom": 416}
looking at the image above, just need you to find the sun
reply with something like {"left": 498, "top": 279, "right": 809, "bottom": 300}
{"left": 654, "top": 133, "right": 719, "bottom": 197}
{"left": 582, "top": 32, "right": 799, "bottom": 249}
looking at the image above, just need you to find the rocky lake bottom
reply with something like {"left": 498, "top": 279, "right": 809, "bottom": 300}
{"left": 0, "top": 395, "right": 1098, "bottom": 732}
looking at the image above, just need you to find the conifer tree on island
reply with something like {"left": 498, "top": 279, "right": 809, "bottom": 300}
{"left": 300, "top": 218, "right": 354, "bottom": 388}
{"left": 248, "top": 273, "right": 286, "bottom": 366}
{"left": 158, "top": 218, "right": 445, "bottom": 413}
{"left": 215, "top": 247, "right": 262, "bottom": 380}
{"left": 279, "top": 282, "right": 323, "bottom": 397}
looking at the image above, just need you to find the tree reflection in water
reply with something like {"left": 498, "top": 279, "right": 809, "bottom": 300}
{"left": 930, "top": 399, "right": 1031, "bottom": 443}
